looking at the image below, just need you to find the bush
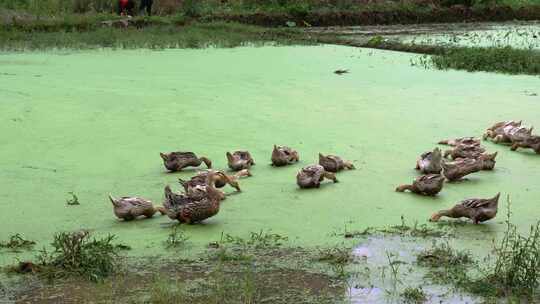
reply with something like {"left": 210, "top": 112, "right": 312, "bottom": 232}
{"left": 37, "top": 231, "right": 125, "bottom": 281}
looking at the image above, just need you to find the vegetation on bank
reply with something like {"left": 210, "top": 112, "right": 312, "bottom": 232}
{"left": 0, "top": 21, "right": 313, "bottom": 51}
{"left": 3, "top": 0, "right": 540, "bottom": 29}
{"left": 3, "top": 0, "right": 540, "bottom": 17}
{"left": 417, "top": 205, "right": 540, "bottom": 302}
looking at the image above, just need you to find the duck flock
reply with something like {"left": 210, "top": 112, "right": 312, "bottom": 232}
{"left": 109, "top": 146, "right": 354, "bottom": 224}
{"left": 109, "top": 120, "right": 539, "bottom": 226}
{"left": 396, "top": 120, "right": 538, "bottom": 224}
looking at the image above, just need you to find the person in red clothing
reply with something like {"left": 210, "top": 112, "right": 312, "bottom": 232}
{"left": 117, "top": 0, "right": 135, "bottom": 16}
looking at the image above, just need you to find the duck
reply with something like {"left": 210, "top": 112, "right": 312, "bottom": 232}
{"left": 483, "top": 120, "right": 522, "bottom": 141}
{"left": 297, "top": 164, "right": 338, "bottom": 189}
{"left": 160, "top": 152, "right": 212, "bottom": 172}
{"left": 318, "top": 153, "right": 355, "bottom": 173}
{"left": 443, "top": 144, "right": 486, "bottom": 160}
{"left": 226, "top": 151, "right": 255, "bottom": 171}
{"left": 441, "top": 158, "right": 482, "bottom": 182}
{"left": 109, "top": 195, "right": 165, "bottom": 221}
{"left": 179, "top": 169, "right": 251, "bottom": 194}
{"left": 495, "top": 125, "right": 534, "bottom": 144}
{"left": 395, "top": 174, "right": 444, "bottom": 196}
{"left": 438, "top": 137, "right": 481, "bottom": 147}
{"left": 511, "top": 135, "right": 540, "bottom": 154}
{"left": 161, "top": 172, "right": 224, "bottom": 224}
{"left": 271, "top": 145, "right": 299, "bottom": 167}
{"left": 452, "top": 152, "right": 498, "bottom": 171}
{"left": 430, "top": 193, "right": 500, "bottom": 224}
{"left": 416, "top": 148, "right": 443, "bottom": 174}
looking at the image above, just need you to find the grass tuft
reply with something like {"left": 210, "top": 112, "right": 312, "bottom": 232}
{"left": 431, "top": 46, "right": 540, "bottom": 76}
{"left": 0, "top": 233, "right": 36, "bottom": 251}
{"left": 165, "top": 225, "right": 189, "bottom": 249}
{"left": 35, "top": 231, "right": 125, "bottom": 282}
{"left": 401, "top": 287, "right": 427, "bottom": 303}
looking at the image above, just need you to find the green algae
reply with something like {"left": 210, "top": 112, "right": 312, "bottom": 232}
{"left": 0, "top": 46, "right": 540, "bottom": 269}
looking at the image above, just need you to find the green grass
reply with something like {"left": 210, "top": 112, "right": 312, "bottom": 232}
{"left": 418, "top": 204, "right": 540, "bottom": 301}
{"left": 33, "top": 231, "right": 126, "bottom": 282}
{"left": 164, "top": 225, "right": 189, "bottom": 249}
{"left": 0, "top": 21, "right": 312, "bottom": 51}
{"left": 3, "top": 0, "right": 540, "bottom": 16}
{"left": 0, "top": 233, "right": 36, "bottom": 251}
{"left": 401, "top": 287, "right": 427, "bottom": 304}
{"left": 335, "top": 37, "right": 540, "bottom": 76}
{"left": 430, "top": 46, "right": 540, "bottom": 76}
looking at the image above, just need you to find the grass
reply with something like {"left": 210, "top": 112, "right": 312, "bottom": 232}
{"left": 332, "top": 36, "right": 540, "bottom": 76}
{"left": 418, "top": 201, "right": 540, "bottom": 301}
{"left": 66, "top": 191, "right": 80, "bottom": 205}
{"left": 0, "top": 233, "right": 36, "bottom": 251}
{"left": 416, "top": 241, "right": 473, "bottom": 268}
{"left": 0, "top": 21, "right": 312, "bottom": 51}
{"left": 401, "top": 287, "right": 427, "bottom": 304}
{"left": 429, "top": 46, "right": 540, "bottom": 76}
{"left": 165, "top": 225, "right": 189, "bottom": 249}
{"left": 33, "top": 231, "right": 126, "bottom": 282}
{"left": 343, "top": 216, "right": 452, "bottom": 239}
{"left": 3, "top": 0, "right": 540, "bottom": 16}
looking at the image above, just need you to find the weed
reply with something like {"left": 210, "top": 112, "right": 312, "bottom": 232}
{"left": 483, "top": 200, "right": 540, "bottom": 298}
{"left": 317, "top": 247, "right": 352, "bottom": 265}
{"left": 0, "top": 233, "right": 35, "bottom": 251}
{"left": 165, "top": 225, "right": 189, "bottom": 249}
{"left": 0, "top": 22, "right": 313, "bottom": 51}
{"left": 431, "top": 46, "right": 540, "bottom": 76}
{"left": 344, "top": 216, "right": 451, "bottom": 239}
{"left": 401, "top": 287, "right": 427, "bottom": 303}
{"left": 66, "top": 191, "right": 80, "bottom": 205}
{"left": 417, "top": 241, "right": 473, "bottom": 268}
{"left": 146, "top": 277, "right": 186, "bottom": 304}
{"left": 36, "top": 231, "right": 124, "bottom": 282}
{"left": 221, "top": 230, "right": 288, "bottom": 249}
{"left": 420, "top": 198, "right": 540, "bottom": 301}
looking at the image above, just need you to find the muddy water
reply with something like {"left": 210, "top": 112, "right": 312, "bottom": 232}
{"left": 310, "top": 21, "right": 540, "bottom": 49}
{"left": 0, "top": 46, "right": 539, "bottom": 268}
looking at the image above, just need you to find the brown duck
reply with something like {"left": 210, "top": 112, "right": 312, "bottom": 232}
{"left": 297, "top": 164, "right": 338, "bottom": 188}
{"left": 430, "top": 193, "right": 500, "bottom": 224}
{"left": 318, "top": 153, "right": 355, "bottom": 173}
{"left": 416, "top": 148, "right": 443, "bottom": 174}
{"left": 227, "top": 151, "right": 255, "bottom": 171}
{"left": 438, "top": 137, "right": 481, "bottom": 147}
{"left": 271, "top": 145, "right": 299, "bottom": 167}
{"left": 511, "top": 135, "right": 540, "bottom": 154}
{"left": 483, "top": 120, "right": 522, "bottom": 141}
{"left": 491, "top": 125, "right": 533, "bottom": 144}
{"left": 109, "top": 195, "right": 165, "bottom": 221}
{"left": 161, "top": 172, "right": 224, "bottom": 224}
{"left": 179, "top": 169, "right": 251, "bottom": 194}
{"left": 160, "top": 152, "right": 212, "bottom": 172}
{"left": 395, "top": 174, "right": 444, "bottom": 196}
{"left": 441, "top": 158, "right": 483, "bottom": 182}
{"left": 443, "top": 144, "right": 486, "bottom": 160}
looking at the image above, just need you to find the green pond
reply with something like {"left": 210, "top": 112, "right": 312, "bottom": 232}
{"left": 0, "top": 45, "right": 539, "bottom": 267}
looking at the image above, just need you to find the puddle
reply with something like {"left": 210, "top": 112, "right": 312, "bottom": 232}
{"left": 346, "top": 236, "right": 482, "bottom": 303}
